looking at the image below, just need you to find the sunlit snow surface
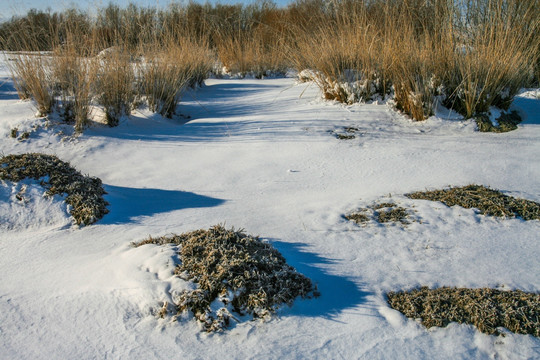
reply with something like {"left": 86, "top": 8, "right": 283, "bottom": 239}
{"left": 1, "top": 57, "right": 539, "bottom": 359}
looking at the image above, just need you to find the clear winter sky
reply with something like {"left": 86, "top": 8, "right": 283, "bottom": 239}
{"left": 0, "top": 0, "right": 293, "bottom": 22}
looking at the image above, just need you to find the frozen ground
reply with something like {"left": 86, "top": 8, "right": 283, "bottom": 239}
{"left": 0, "top": 61, "right": 539, "bottom": 359}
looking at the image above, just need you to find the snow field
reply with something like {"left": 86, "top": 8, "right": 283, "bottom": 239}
{"left": 1, "top": 71, "right": 539, "bottom": 359}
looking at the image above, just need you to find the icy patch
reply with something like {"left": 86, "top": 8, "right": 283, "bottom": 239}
{"left": 0, "top": 179, "right": 72, "bottom": 231}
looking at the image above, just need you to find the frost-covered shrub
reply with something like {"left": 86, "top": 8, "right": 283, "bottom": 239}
{"left": 134, "top": 225, "right": 318, "bottom": 331}
{"left": 388, "top": 287, "right": 540, "bottom": 337}
{"left": 0, "top": 153, "right": 109, "bottom": 225}
{"left": 406, "top": 185, "right": 539, "bottom": 220}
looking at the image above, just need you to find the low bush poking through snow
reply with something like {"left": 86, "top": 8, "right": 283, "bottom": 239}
{"left": 387, "top": 287, "right": 540, "bottom": 337}
{"left": 0, "top": 153, "right": 109, "bottom": 225}
{"left": 406, "top": 185, "right": 540, "bottom": 221}
{"left": 133, "top": 225, "right": 318, "bottom": 332}
{"left": 474, "top": 111, "right": 522, "bottom": 133}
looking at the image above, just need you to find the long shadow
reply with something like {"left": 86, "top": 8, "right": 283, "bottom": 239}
{"left": 0, "top": 78, "right": 19, "bottom": 100}
{"left": 270, "top": 240, "right": 369, "bottom": 319}
{"left": 85, "top": 79, "right": 321, "bottom": 143}
{"left": 94, "top": 119, "right": 315, "bottom": 143}
{"left": 181, "top": 81, "right": 285, "bottom": 118}
{"left": 100, "top": 185, "right": 225, "bottom": 225}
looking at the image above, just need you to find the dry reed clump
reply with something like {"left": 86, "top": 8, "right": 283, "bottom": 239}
{"left": 7, "top": 53, "right": 54, "bottom": 116}
{"left": 7, "top": 43, "right": 96, "bottom": 132}
{"left": 215, "top": 33, "right": 288, "bottom": 78}
{"left": 2, "top": 1, "right": 539, "bottom": 123}
{"left": 0, "top": 153, "right": 109, "bottom": 225}
{"left": 50, "top": 44, "right": 96, "bottom": 132}
{"left": 406, "top": 185, "right": 539, "bottom": 220}
{"left": 290, "top": 20, "right": 388, "bottom": 105}
{"left": 442, "top": 1, "right": 539, "bottom": 119}
{"left": 287, "top": 0, "right": 539, "bottom": 121}
{"left": 94, "top": 49, "right": 136, "bottom": 126}
{"left": 133, "top": 225, "right": 317, "bottom": 332}
{"left": 387, "top": 287, "right": 540, "bottom": 337}
{"left": 140, "top": 39, "right": 213, "bottom": 118}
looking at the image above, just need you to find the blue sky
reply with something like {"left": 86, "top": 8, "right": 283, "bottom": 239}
{"left": 0, "top": 0, "right": 293, "bottom": 21}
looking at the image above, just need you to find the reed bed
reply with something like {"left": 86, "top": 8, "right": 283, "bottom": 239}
{"left": 1, "top": 0, "right": 538, "bottom": 124}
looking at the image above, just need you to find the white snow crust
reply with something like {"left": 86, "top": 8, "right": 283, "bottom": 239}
{"left": 1, "top": 58, "right": 539, "bottom": 359}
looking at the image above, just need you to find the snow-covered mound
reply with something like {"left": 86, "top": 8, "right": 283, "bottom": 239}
{"left": 0, "top": 179, "right": 71, "bottom": 231}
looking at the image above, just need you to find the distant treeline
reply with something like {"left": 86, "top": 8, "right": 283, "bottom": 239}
{"left": 0, "top": 1, "right": 290, "bottom": 52}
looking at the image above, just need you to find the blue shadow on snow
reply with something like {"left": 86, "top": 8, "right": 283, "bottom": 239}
{"left": 100, "top": 185, "right": 225, "bottom": 224}
{"left": 270, "top": 240, "right": 370, "bottom": 319}
{"left": 0, "top": 78, "right": 20, "bottom": 100}
{"left": 511, "top": 97, "right": 540, "bottom": 125}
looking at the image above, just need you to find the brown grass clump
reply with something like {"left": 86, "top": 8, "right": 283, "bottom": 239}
{"left": 133, "top": 225, "right": 317, "bottom": 332}
{"left": 387, "top": 287, "right": 540, "bottom": 337}
{"left": 345, "top": 212, "right": 370, "bottom": 224}
{"left": 0, "top": 153, "right": 109, "bottom": 225}
{"left": 376, "top": 206, "right": 410, "bottom": 224}
{"left": 406, "top": 185, "right": 539, "bottom": 220}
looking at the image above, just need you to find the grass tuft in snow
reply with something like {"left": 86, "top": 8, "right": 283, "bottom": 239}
{"left": 406, "top": 185, "right": 539, "bottom": 220}
{"left": 133, "top": 225, "right": 318, "bottom": 332}
{"left": 345, "top": 211, "right": 370, "bottom": 224}
{"left": 475, "top": 111, "right": 522, "bottom": 133}
{"left": 376, "top": 206, "right": 410, "bottom": 224}
{"left": 0, "top": 153, "right": 109, "bottom": 225}
{"left": 387, "top": 287, "right": 540, "bottom": 337}
{"left": 346, "top": 202, "right": 411, "bottom": 226}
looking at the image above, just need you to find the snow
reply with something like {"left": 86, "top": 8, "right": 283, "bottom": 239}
{"left": 1, "top": 59, "right": 539, "bottom": 359}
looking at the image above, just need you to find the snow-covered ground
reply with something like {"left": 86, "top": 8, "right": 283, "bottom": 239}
{"left": 1, "top": 58, "right": 539, "bottom": 359}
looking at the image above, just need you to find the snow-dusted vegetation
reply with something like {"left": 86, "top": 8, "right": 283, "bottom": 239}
{"left": 0, "top": 0, "right": 539, "bottom": 358}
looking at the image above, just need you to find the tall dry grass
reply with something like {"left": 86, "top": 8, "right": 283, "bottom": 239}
{"left": 2, "top": 0, "right": 539, "bottom": 123}
{"left": 140, "top": 38, "right": 214, "bottom": 118}
{"left": 215, "top": 29, "right": 288, "bottom": 78}
{"left": 7, "top": 53, "right": 54, "bottom": 115}
{"left": 287, "top": 0, "right": 539, "bottom": 120}
{"left": 3, "top": 12, "right": 214, "bottom": 130}
{"left": 442, "top": 0, "right": 539, "bottom": 118}
{"left": 50, "top": 40, "right": 97, "bottom": 131}
{"left": 94, "top": 49, "right": 136, "bottom": 126}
